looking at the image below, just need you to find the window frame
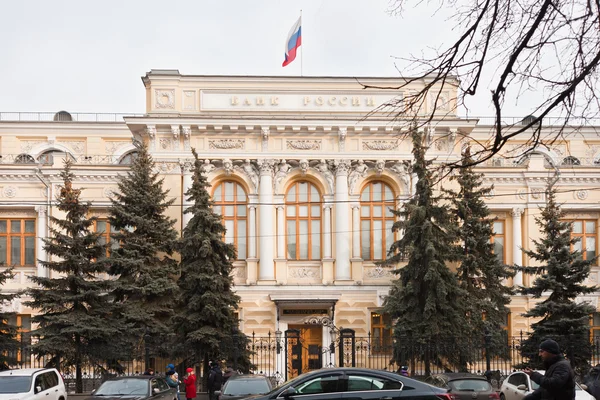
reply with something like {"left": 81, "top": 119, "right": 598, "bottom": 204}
{"left": 92, "top": 219, "right": 119, "bottom": 257}
{"left": 212, "top": 181, "right": 248, "bottom": 260}
{"left": 491, "top": 219, "right": 506, "bottom": 264}
{"left": 285, "top": 181, "right": 322, "bottom": 261}
{"left": 370, "top": 311, "right": 392, "bottom": 354}
{"left": 0, "top": 219, "right": 36, "bottom": 267}
{"left": 360, "top": 181, "right": 397, "bottom": 261}
{"left": 569, "top": 219, "right": 598, "bottom": 265}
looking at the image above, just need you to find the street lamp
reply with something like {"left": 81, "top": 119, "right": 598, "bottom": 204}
{"left": 275, "top": 329, "right": 282, "bottom": 354}
{"left": 329, "top": 328, "right": 337, "bottom": 354}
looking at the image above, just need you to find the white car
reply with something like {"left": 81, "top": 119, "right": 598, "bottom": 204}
{"left": 500, "top": 370, "right": 593, "bottom": 400}
{"left": 0, "top": 368, "right": 67, "bottom": 400}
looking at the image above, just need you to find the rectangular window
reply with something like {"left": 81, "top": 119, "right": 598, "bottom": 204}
{"left": 571, "top": 220, "right": 597, "bottom": 264}
{"left": 93, "top": 220, "right": 119, "bottom": 256}
{"left": 0, "top": 219, "right": 36, "bottom": 266}
{"left": 591, "top": 313, "right": 600, "bottom": 339}
{"left": 7, "top": 314, "right": 31, "bottom": 363}
{"left": 371, "top": 312, "right": 392, "bottom": 353}
{"left": 491, "top": 220, "right": 505, "bottom": 264}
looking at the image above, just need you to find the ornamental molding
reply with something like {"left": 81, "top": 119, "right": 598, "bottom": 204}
{"left": 288, "top": 266, "right": 321, "bottom": 279}
{"left": 575, "top": 190, "right": 589, "bottom": 200}
{"left": 362, "top": 140, "right": 399, "bottom": 151}
{"left": 103, "top": 187, "right": 118, "bottom": 198}
{"left": 20, "top": 140, "right": 48, "bottom": 153}
{"left": 154, "top": 89, "right": 175, "bottom": 109}
{"left": 286, "top": 139, "right": 322, "bottom": 151}
{"left": 2, "top": 186, "right": 18, "bottom": 198}
{"left": 105, "top": 141, "right": 131, "bottom": 155}
{"left": 0, "top": 209, "right": 36, "bottom": 217}
{"left": 58, "top": 140, "right": 85, "bottom": 154}
{"left": 159, "top": 138, "right": 173, "bottom": 151}
{"left": 209, "top": 139, "right": 245, "bottom": 150}
{"left": 365, "top": 265, "right": 396, "bottom": 279}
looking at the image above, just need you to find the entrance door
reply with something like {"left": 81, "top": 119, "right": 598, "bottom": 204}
{"left": 288, "top": 324, "right": 324, "bottom": 375}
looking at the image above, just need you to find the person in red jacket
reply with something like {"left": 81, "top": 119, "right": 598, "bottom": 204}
{"left": 184, "top": 368, "right": 196, "bottom": 400}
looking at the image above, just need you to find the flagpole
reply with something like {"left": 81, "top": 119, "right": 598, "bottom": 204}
{"left": 300, "top": 9, "right": 303, "bottom": 77}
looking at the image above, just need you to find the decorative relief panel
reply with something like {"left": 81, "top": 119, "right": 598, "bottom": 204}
{"left": 364, "top": 265, "right": 396, "bottom": 279}
{"left": 209, "top": 139, "right": 245, "bottom": 150}
{"left": 575, "top": 190, "right": 589, "bottom": 200}
{"left": 154, "top": 89, "right": 175, "bottom": 109}
{"left": 362, "top": 140, "right": 399, "bottom": 151}
{"left": 183, "top": 90, "right": 196, "bottom": 110}
{"left": 105, "top": 141, "right": 131, "bottom": 155}
{"left": 0, "top": 209, "right": 36, "bottom": 217}
{"left": 159, "top": 138, "right": 173, "bottom": 151}
{"left": 2, "top": 186, "right": 18, "bottom": 198}
{"left": 286, "top": 139, "right": 321, "bottom": 151}
{"left": 58, "top": 140, "right": 85, "bottom": 154}
{"left": 20, "top": 140, "right": 47, "bottom": 153}
{"left": 233, "top": 266, "right": 247, "bottom": 279}
{"left": 288, "top": 266, "right": 321, "bottom": 279}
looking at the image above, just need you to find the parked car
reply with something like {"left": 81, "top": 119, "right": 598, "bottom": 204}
{"left": 500, "top": 370, "right": 593, "bottom": 400}
{"left": 426, "top": 373, "right": 499, "bottom": 400}
{"left": 0, "top": 368, "right": 67, "bottom": 400}
{"left": 216, "top": 374, "right": 273, "bottom": 400}
{"left": 85, "top": 376, "right": 177, "bottom": 400}
{"left": 236, "top": 367, "right": 457, "bottom": 400}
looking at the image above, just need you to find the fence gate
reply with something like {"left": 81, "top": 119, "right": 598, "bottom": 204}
{"left": 338, "top": 328, "right": 356, "bottom": 367}
{"left": 285, "top": 329, "right": 302, "bottom": 381}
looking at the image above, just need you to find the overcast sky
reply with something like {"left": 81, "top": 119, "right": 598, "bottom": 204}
{"left": 0, "top": 0, "right": 538, "bottom": 117}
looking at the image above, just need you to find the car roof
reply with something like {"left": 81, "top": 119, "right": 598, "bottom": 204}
{"left": 0, "top": 368, "right": 50, "bottom": 376}
{"left": 434, "top": 373, "right": 487, "bottom": 381}
{"left": 105, "top": 375, "right": 156, "bottom": 381}
{"left": 227, "top": 374, "right": 270, "bottom": 381}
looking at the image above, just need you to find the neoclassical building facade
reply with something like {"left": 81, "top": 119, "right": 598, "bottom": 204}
{"left": 1, "top": 70, "right": 600, "bottom": 372}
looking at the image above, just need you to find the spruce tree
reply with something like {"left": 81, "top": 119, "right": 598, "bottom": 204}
{"left": 0, "top": 266, "right": 20, "bottom": 370}
{"left": 448, "top": 148, "right": 514, "bottom": 361}
{"left": 382, "top": 129, "right": 467, "bottom": 376}
{"left": 519, "top": 178, "right": 596, "bottom": 373}
{"left": 174, "top": 149, "right": 247, "bottom": 375}
{"left": 25, "top": 161, "right": 116, "bottom": 392}
{"left": 107, "top": 142, "right": 179, "bottom": 363}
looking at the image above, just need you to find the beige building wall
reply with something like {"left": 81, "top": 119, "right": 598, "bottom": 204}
{"left": 1, "top": 71, "right": 599, "bottom": 369}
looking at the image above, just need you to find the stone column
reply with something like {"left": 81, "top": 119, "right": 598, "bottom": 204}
{"left": 277, "top": 206, "right": 285, "bottom": 258}
{"left": 323, "top": 204, "right": 332, "bottom": 258}
{"left": 512, "top": 207, "right": 524, "bottom": 286}
{"left": 352, "top": 204, "right": 360, "bottom": 258}
{"left": 35, "top": 205, "right": 48, "bottom": 278}
{"left": 248, "top": 205, "right": 257, "bottom": 258}
{"left": 258, "top": 159, "right": 275, "bottom": 281}
{"left": 181, "top": 160, "right": 194, "bottom": 228}
{"left": 335, "top": 160, "right": 351, "bottom": 281}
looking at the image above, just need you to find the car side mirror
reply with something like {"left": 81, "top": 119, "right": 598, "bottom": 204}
{"left": 35, "top": 386, "right": 43, "bottom": 394}
{"left": 214, "top": 390, "right": 222, "bottom": 396}
{"left": 91, "top": 390, "right": 96, "bottom": 395}
{"left": 517, "top": 384, "right": 527, "bottom": 391}
{"left": 581, "top": 384, "right": 588, "bottom": 391}
{"left": 282, "top": 387, "right": 296, "bottom": 398}
{"left": 153, "top": 388, "right": 160, "bottom": 395}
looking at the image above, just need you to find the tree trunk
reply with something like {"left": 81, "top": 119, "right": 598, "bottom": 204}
{"left": 75, "top": 334, "right": 83, "bottom": 393}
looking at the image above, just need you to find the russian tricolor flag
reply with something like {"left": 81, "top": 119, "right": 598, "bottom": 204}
{"left": 282, "top": 16, "right": 302, "bottom": 67}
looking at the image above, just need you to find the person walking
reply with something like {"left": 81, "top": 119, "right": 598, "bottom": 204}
{"left": 166, "top": 364, "right": 181, "bottom": 400}
{"left": 207, "top": 362, "right": 223, "bottom": 400}
{"left": 523, "top": 339, "right": 576, "bottom": 400}
{"left": 184, "top": 368, "right": 196, "bottom": 400}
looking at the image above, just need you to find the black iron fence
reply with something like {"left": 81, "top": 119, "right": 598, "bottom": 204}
{"left": 8, "top": 331, "right": 600, "bottom": 390}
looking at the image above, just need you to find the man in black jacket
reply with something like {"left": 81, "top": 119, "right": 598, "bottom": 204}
{"left": 207, "top": 362, "right": 223, "bottom": 400}
{"left": 524, "top": 339, "right": 576, "bottom": 400}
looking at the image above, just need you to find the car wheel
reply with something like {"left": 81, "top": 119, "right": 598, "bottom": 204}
{"left": 500, "top": 394, "right": 506, "bottom": 400}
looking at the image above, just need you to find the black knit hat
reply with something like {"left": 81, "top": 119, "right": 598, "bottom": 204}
{"left": 539, "top": 339, "right": 560, "bottom": 355}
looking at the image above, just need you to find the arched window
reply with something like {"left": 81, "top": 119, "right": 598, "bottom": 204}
{"left": 360, "top": 181, "right": 396, "bottom": 261}
{"left": 562, "top": 156, "right": 581, "bottom": 166}
{"left": 14, "top": 154, "right": 35, "bottom": 164}
{"left": 37, "top": 150, "right": 69, "bottom": 165}
{"left": 286, "top": 181, "right": 321, "bottom": 260}
{"left": 119, "top": 151, "right": 139, "bottom": 165}
{"left": 213, "top": 181, "right": 247, "bottom": 260}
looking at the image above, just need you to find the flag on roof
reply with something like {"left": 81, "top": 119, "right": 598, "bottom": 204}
{"left": 282, "top": 16, "right": 302, "bottom": 67}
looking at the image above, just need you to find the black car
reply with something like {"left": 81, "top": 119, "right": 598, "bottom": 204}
{"left": 425, "top": 373, "right": 498, "bottom": 400}
{"left": 86, "top": 375, "right": 177, "bottom": 400}
{"left": 217, "top": 374, "right": 273, "bottom": 400}
{"left": 237, "top": 367, "right": 456, "bottom": 400}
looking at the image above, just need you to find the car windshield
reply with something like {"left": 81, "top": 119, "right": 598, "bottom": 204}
{"left": 223, "top": 379, "right": 270, "bottom": 395}
{"left": 0, "top": 376, "right": 32, "bottom": 393}
{"left": 449, "top": 380, "right": 492, "bottom": 392}
{"left": 95, "top": 379, "right": 148, "bottom": 396}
